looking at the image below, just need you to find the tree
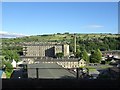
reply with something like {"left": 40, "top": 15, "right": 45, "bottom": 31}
{"left": 0, "top": 57, "right": 3, "bottom": 68}
{"left": 75, "top": 49, "right": 81, "bottom": 58}
{"left": 12, "top": 51, "right": 20, "bottom": 62}
{"left": 82, "top": 49, "right": 89, "bottom": 63}
{"left": 4, "top": 61, "right": 13, "bottom": 78}
{"left": 4, "top": 50, "right": 12, "bottom": 60}
{"left": 5, "top": 61, "right": 13, "bottom": 73}
{"left": 64, "top": 32, "right": 69, "bottom": 34}
{"left": 4, "top": 50, "right": 20, "bottom": 62}
{"left": 90, "top": 50, "right": 101, "bottom": 63}
{"left": 69, "top": 44, "right": 74, "bottom": 52}
{"left": 56, "top": 52, "right": 64, "bottom": 58}
{"left": 96, "top": 49, "right": 102, "bottom": 61}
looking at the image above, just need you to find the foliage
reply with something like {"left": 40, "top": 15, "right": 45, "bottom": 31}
{"left": 81, "top": 49, "right": 89, "bottom": 63}
{"left": 96, "top": 49, "right": 102, "bottom": 61}
{"left": 4, "top": 61, "right": 13, "bottom": 78}
{"left": 88, "top": 68, "right": 97, "bottom": 72}
{"left": 69, "top": 43, "right": 74, "bottom": 52}
{"left": 0, "top": 56, "right": 4, "bottom": 68}
{"left": 56, "top": 52, "right": 64, "bottom": 58}
{"left": 75, "top": 49, "right": 81, "bottom": 58}
{"left": 3, "top": 50, "right": 20, "bottom": 62}
{"left": 90, "top": 50, "right": 101, "bottom": 63}
{"left": 4, "top": 61, "right": 13, "bottom": 73}
{"left": 1, "top": 34, "right": 119, "bottom": 62}
{"left": 5, "top": 71, "right": 13, "bottom": 78}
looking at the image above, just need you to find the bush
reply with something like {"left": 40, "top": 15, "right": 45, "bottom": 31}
{"left": 4, "top": 61, "right": 13, "bottom": 78}
{"left": 56, "top": 52, "right": 64, "bottom": 58}
{"left": 5, "top": 61, "right": 13, "bottom": 72}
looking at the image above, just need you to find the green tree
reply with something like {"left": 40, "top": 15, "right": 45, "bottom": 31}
{"left": 96, "top": 49, "right": 102, "bottom": 61}
{"left": 4, "top": 50, "right": 20, "bottom": 62}
{"left": 5, "top": 61, "right": 13, "bottom": 73}
{"left": 56, "top": 52, "right": 64, "bottom": 58}
{"left": 0, "top": 57, "right": 3, "bottom": 68}
{"left": 69, "top": 44, "right": 74, "bottom": 52}
{"left": 75, "top": 49, "right": 81, "bottom": 58}
{"left": 12, "top": 51, "right": 20, "bottom": 62}
{"left": 82, "top": 49, "right": 89, "bottom": 63}
{"left": 4, "top": 50, "right": 12, "bottom": 60}
{"left": 90, "top": 50, "right": 101, "bottom": 63}
{"left": 4, "top": 61, "right": 13, "bottom": 78}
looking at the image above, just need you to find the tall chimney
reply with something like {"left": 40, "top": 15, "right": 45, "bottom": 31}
{"left": 74, "top": 34, "right": 76, "bottom": 54}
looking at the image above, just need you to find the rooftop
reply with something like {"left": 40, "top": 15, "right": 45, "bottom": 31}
{"left": 27, "top": 63, "right": 75, "bottom": 79}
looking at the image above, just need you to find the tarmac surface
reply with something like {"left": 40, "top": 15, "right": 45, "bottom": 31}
{"left": 27, "top": 63, "right": 76, "bottom": 79}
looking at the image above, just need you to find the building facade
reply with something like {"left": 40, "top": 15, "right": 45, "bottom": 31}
{"left": 23, "top": 44, "right": 69, "bottom": 58}
{"left": 101, "top": 50, "right": 120, "bottom": 59}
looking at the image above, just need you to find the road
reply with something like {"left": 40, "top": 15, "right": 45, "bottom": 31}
{"left": 27, "top": 63, "right": 76, "bottom": 79}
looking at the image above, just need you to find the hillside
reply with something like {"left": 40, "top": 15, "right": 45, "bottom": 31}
{"left": 1, "top": 33, "right": 120, "bottom": 55}
{"left": 2, "top": 33, "right": 119, "bottom": 43}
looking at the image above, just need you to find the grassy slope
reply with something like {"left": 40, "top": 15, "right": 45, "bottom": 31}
{"left": 2, "top": 33, "right": 118, "bottom": 43}
{"left": 27, "top": 34, "right": 118, "bottom": 41}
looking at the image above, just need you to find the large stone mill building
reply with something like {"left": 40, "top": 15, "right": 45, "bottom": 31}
{"left": 23, "top": 44, "right": 69, "bottom": 58}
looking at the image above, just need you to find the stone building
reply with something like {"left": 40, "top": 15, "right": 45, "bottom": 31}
{"left": 101, "top": 50, "right": 120, "bottom": 59}
{"left": 56, "top": 59, "right": 86, "bottom": 68}
{"left": 23, "top": 44, "right": 69, "bottom": 58}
